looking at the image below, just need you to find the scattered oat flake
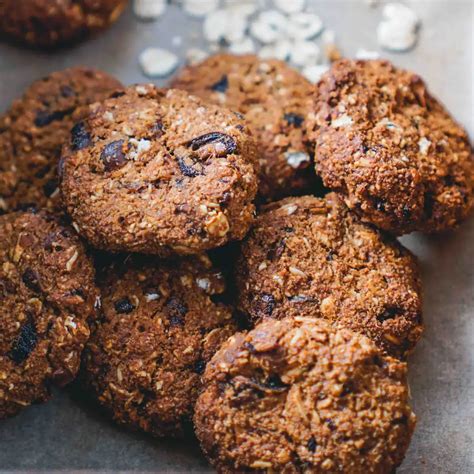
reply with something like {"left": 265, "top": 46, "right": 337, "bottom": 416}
{"left": 183, "top": 0, "right": 219, "bottom": 17}
{"left": 204, "top": 9, "right": 247, "bottom": 43}
{"left": 258, "top": 39, "right": 291, "bottom": 61}
{"left": 273, "top": 0, "right": 306, "bottom": 14}
{"left": 250, "top": 10, "right": 288, "bottom": 44}
{"left": 290, "top": 40, "right": 320, "bottom": 67}
{"left": 229, "top": 37, "right": 256, "bottom": 55}
{"left": 355, "top": 48, "right": 380, "bottom": 60}
{"left": 133, "top": 0, "right": 167, "bottom": 20}
{"left": 139, "top": 47, "right": 179, "bottom": 78}
{"left": 224, "top": 0, "right": 261, "bottom": 18}
{"left": 287, "top": 12, "right": 323, "bottom": 40}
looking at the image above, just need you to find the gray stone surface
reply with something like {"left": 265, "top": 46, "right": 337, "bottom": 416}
{"left": 0, "top": 1, "right": 472, "bottom": 472}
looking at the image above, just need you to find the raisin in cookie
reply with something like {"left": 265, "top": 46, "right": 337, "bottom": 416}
{"left": 307, "top": 59, "right": 474, "bottom": 235}
{"left": 60, "top": 85, "right": 258, "bottom": 256}
{"left": 82, "top": 253, "right": 237, "bottom": 437}
{"left": 0, "top": 210, "right": 98, "bottom": 420}
{"left": 0, "top": 0, "right": 128, "bottom": 48}
{"left": 194, "top": 317, "right": 416, "bottom": 473}
{"left": 172, "top": 54, "right": 320, "bottom": 201}
{"left": 235, "top": 194, "right": 423, "bottom": 358}
{"left": 0, "top": 67, "right": 122, "bottom": 214}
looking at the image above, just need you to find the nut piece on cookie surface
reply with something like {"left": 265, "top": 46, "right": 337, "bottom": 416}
{"left": 0, "top": 210, "right": 98, "bottom": 420}
{"left": 0, "top": 0, "right": 128, "bottom": 48}
{"left": 82, "top": 253, "right": 237, "bottom": 437}
{"left": 235, "top": 193, "right": 423, "bottom": 359}
{"left": 59, "top": 85, "right": 258, "bottom": 256}
{"left": 172, "top": 54, "right": 321, "bottom": 202}
{"left": 0, "top": 67, "right": 123, "bottom": 214}
{"left": 307, "top": 59, "right": 474, "bottom": 235}
{"left": 194, "top": 317, "right": 416, "bottom": 474}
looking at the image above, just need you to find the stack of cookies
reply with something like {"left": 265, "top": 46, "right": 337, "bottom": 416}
{"left": 0, "top": 54, "right": 473, "bottom": 473}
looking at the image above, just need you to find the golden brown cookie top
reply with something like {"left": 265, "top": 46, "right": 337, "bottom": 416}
{"left": 194, "top": 316, "right": 416, "bottom": 474}
{"left": 60, "top": 84, "right": 258, "bottom": 256}
{"left": 82, "top": 253, "right": 237, "bottom": 437}
{"left": 172, "top": 54, "right": 320, "bottom": 201}
{"left": 235, "top": 193, "right": 423, "bottom": 358}
{"left": 0, "top": 67, "right": 122, "bottom": 213}
{"left": 0, "top": 0, "right": 128, "bottom": 48}
{"left": 308, "top": 59, "right": 474, "bottom": 234}
{"left": 0, "top": 210, "right": 98, "bottom": 420}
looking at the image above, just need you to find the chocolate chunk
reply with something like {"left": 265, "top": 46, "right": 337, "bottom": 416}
{"left": 8, "top": 321, "right": 38, "bottom": 364}
{"left": 188, "top": 132, "right": 237, "bottom": 157}
{"left": 177, "top": 156, "right": 203, "bottom": 178}
{"left": 377, "top": 306, "right": 402, "bottom": 323}
{"left": 284, "top": 113, "right": 304, "bottom": 128}
{"left": 307, "top": 437, "right": 317, "bottom": 452}
{"left": 34, "top": 107, "right": 74, "bottom": 127}
{"left": 265, "top": 374, "right": 288, "bottom": 391}
{"left": 114, "top": 297, "right": 135, "bottom": 314}
{"left": 100, "top": 140, "right": 127, "bottom": 172}
{"left": 166, "top": 297, "right": 188, "bottom": 326}
{"left": 42, "top": 179, "right": 58, "bottom": 197}
{"left": 211, "top": 75, "right": 229, "bottom": 93}
{"left": 71, "top": 122, "right": 92, "bottom": 151}
{"left": 256, "top": 293, "right": 275, "bottom": 316}
{"left": 22, "top": 268, "right": 41, "bottom": 292}
{"left": 194, "top": 359, "right": 206, "bottom": 375}
{"left": 375, "top": 200, "right": 386, "bottom": 212}
{"left": 60, "top": 85, "right": 75, "bottom": 98}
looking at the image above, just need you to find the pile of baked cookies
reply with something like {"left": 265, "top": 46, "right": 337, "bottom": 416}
{"left": 1, "top": 11, "right": 473, "bottom": 474}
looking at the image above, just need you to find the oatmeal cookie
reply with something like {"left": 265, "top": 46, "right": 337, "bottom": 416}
{"left": 235, "top": 194, "right": 423, "bottom": 358}
{"left": 0, "top": 210, "right": 98, "bottom": 420}
{"left": 307, "top": 59, "right": 474, "bottom": 234}
{"left": 60, "top": 85, "right": 258, "bottom": 256}
{"left": 82, "top": 253, "right": 237, "bottom": 437}
{"left": 172, "top": 54, "right": 320, "bottom": 201}
{"left": 194, "top": 317, "right": 416, "bottom": 473}
{"left": 0, "top": 67, "right": 122, "bottom": 213}
{"left": 0, "top": 0, "right": 128, "bottom": 48}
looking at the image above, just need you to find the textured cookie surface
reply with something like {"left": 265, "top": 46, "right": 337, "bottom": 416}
{"left": 60, "top": 85, "right": 258, "bottom": 256}
{"left": 82, "top": 254, "right": 237, "bottom": 437}
{"left": 0, "top": 0, "right": 127, "bottom": 47}
{"left": 172, "top": 54, "right": 319, "bottom": 201}
{"left": 0, "top": 211, "right": 97, "bottom": 420}
{"left": 308, "top": 59, "right": 474, "bottom": 234}
{"left": 235, "top": 194, "right": 423, "bottom": 358}
{"left": 0, "top": 67, "right": 122, "bottom": 214}
{"left": 194, "top": 317, "right": 416, "bottom": 474}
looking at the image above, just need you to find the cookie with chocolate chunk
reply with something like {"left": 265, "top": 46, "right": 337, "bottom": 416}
{"left": 0, "top": 67, "right": 122, "bottom": 214}
{"left": 0, "top": 210, "right": 98, "bottom": 420}
{"left": 194, "top": 317, "right": 416, "bottom": 473}
{"left": 0, "top": 0, "right": 128, "bottom": 48}
{"left": 235, "top": 194, "right": 423, "bottom": 358}
{"left": 172, "top": 54, "right": 320, "bottom": 201}
{"left": 60, "top": 85, "right": 258, "bottom": 256}
{"left": 307, "top": 59, "right": 474, "bottom": 235}
{"left": 82, "top": 253, "right": 237, "bottom": 437}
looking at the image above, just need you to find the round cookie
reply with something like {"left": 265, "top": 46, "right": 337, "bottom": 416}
{"left": 60, "top": 85, "right": 258, "bottom": 256}
{"left": 307, "top": 59, "right": 474, "bottom": 235}
{"left": 172, "top": 54, "right": 320, "bottom": 202}
{"left": 0, "top": 0, "right": 128, "bottom": 48}
{"left": 82, "top": 254, "right": 237, "bottom": 437}
{"left": 194, "top": 317, "right": 416, "bottom": 474}
{"left": 0, "top": 210, "right": 98, "bottom": 420}
{"left": 0, "top": 67, "right": 123, "bottom": 214}
{"left": 235, "top": 193, "right": 423, "bottom": 358}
